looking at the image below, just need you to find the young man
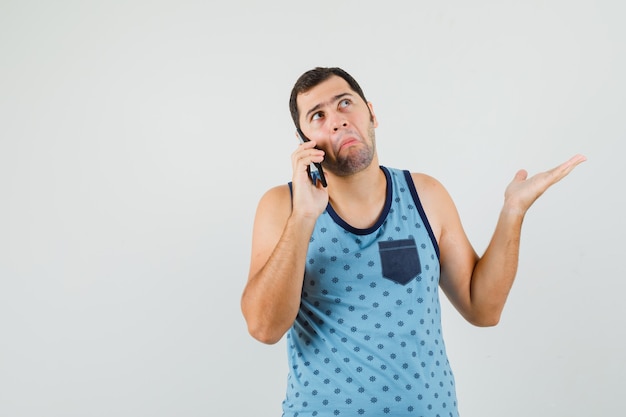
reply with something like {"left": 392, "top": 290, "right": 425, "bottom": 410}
{"left": 241, "top": 67, "right": 585, "bottom": 416}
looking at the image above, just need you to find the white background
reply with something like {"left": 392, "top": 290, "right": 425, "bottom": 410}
{"left": 1, "top": 1, "right": 624, "bottom": 416}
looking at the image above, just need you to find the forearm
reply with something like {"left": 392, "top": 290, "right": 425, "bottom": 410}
{"left": 469, "top": 206, "right": 525, "bottom": 325}
{"left": 439, "top": 155, "right": 585, "bottom": 327}
{"left": 241, "top": 214, "right": 316, "bottom": 344}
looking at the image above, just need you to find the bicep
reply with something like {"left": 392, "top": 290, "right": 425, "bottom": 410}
{"left": 438, "top": 214, "right": 478, "bottom": 317}
{"left": 412, "top": 173, "right": 478, "bottom": 317}
{"left": 247, "top": 185, "right": 292, "bottom": 280}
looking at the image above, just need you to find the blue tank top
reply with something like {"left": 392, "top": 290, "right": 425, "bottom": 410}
{"left": 283, "top": 167, "right": 459, "bottom": 417}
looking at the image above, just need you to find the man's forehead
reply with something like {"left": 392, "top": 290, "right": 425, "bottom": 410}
{"left": 298, "top": 76, "right": 354, "bottom": 110}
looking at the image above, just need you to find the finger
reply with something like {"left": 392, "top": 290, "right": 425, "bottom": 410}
{"left": 291, "top": 149, "right": 325, "bottom": 187}
{"left": 547, "top": 154, "right": 587, "bottom": 183}
{"left": 563, "top": 153, "right": 587, "bottom": 173}
{"left": 556, "top": 154, "right": 587, "bottom": 172}
{"left": 513, "top": 169, "right": 528, "bottom": 182}
{"left": 297, "top": 139, "right": 318, "bottom": 151}
{"left": 292, "top": 151, "right": 325, "bottom": 171}
{"left": 293, "top": 145, "right": 324, "bottom": 162}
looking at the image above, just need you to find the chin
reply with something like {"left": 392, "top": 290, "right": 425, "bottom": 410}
{"left": 333, "top": 154, "right": 375, "bottom": 176}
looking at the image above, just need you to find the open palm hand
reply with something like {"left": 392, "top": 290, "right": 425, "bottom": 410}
{"left": 503, "top": 154, "right": 587, "bottom": 215}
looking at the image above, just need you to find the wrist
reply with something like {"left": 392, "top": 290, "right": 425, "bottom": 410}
{"left": 288, "top": 209, "right": 320, "bottom": 228}
{"left": 500, "top": 201, "right": 527, "bottom": 221}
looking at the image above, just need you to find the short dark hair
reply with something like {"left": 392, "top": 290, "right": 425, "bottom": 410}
{"left": 289, "top": 67, "right": 368, "bottom": 131}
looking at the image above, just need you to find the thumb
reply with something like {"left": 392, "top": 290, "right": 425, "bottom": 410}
{"left": 513, "top": 169, "right": 528, "bottom": 182}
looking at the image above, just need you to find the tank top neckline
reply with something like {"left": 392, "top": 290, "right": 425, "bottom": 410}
{"left": 325, "top": 166, "right": 392, "bottom": 236}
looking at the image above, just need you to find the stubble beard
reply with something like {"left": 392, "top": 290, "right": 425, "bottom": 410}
{"left": 324, "top": 122, "right": 377, "bottom": 177}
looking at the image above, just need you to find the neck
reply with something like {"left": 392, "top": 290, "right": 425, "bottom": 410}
{"left": 325, "top": 159, "right": 387, "bottom": 229}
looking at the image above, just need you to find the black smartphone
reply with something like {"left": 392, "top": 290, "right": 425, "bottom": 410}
{"left": 297, "top": 128, "right": 327, "bottom": 187}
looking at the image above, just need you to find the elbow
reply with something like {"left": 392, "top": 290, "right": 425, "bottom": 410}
{"left": 241, "top": 293, "right": 294, "bottom": 344}
{"left": 241, "top": 303, "right": 288, "bottom": 345}
{"left": 467, "top": 310, "right": 502, "bottom": 327}
{"left": 471, "top": 316, "right": 500, "bottom": 328}
{"left": 246, "top": 322, "right": 285, "bottom": 345}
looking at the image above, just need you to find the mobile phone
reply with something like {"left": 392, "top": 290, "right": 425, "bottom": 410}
{"left": 297, "top": 128, "right": 327, "bottom": 187}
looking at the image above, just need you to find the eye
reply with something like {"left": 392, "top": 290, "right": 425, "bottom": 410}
{"left": 339, "top": 98, "right": 351, "bottom": 108}
{"left": 311, "top": 111, "right": 324, "bottom": 121}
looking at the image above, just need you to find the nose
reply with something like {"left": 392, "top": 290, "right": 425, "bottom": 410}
{"left": 333, "top": 122, "right": 348, "bottom": 132}
{"left": 331, "top": 114, "right": 349, "bottom": 132}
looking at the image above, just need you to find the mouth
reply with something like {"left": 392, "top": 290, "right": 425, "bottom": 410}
{"left": 337, "top": 135, "right": 360, "bottom": 152}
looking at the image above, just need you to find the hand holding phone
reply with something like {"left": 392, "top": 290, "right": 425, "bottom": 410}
{"left": 297, "top": 128, "right": 327, "bottom": 188}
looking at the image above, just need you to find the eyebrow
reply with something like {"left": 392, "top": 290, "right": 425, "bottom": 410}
{"left": 305, "top": 92, "right": 354, "bottom": 121}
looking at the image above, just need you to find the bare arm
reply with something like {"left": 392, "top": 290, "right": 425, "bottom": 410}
{"left": 432, "top": 154, "right": 587, "bottom": 326}
{"left": 241, "top": 140, "right": 328, "bottom": 344}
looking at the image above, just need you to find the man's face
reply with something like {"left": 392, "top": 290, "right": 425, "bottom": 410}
{"left": 297, "top": 75, "right": 379, "bottom": 177}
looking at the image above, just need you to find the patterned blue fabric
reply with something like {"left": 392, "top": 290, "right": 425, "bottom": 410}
{"left": 282, "top": 167, "right": 459, "bottom": 417}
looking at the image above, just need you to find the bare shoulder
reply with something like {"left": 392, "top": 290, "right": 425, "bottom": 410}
{"left": 248, "top": 184, "right": 293, "bottom": 278}
{"left": 409, "top": 172, "right": 453, "bottom": 207}
{"left": 408, "top": 172, "right": 457, "bottom": 241}
{"left": 255, "top": 184, "right": 293, "bottom": 226}
{"left": 258, "top": 183, "right": 292, "bottom": 206}
{"left": 410, "top": 172, "right": 445, "bottom": 192}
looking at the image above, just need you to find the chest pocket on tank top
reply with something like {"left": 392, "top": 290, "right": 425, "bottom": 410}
{"left": 378, "top": 238, "right": 421, "bottom": 285}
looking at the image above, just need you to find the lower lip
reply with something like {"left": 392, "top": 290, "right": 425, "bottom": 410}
{"left": 340, "top": 139, "right": 359, "bottom": 150}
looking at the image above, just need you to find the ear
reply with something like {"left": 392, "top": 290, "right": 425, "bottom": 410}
{"left": 367, "top": 101, "right": 379, "bottom": 128}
